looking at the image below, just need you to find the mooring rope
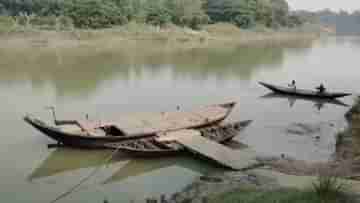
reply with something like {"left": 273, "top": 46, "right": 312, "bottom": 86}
{"left": 49, "top": 147, "right": 122, "bottom": 203}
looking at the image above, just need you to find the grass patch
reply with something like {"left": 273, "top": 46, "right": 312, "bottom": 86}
{"left": 209, "top": 174, "right": 355, "bottom": 203}
{"left": 209, "top": 188, "right": 355, "bottom": 203}
{"left": 0, "top": 16, "right": 15, "bottom": 33}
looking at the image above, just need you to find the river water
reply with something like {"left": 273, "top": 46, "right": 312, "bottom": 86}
{"left": 0, "top": 37, "right": 359, "bottom": 202}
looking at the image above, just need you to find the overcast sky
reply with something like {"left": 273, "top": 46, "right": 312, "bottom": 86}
{"left": 287, "top": 0, "right": 360, "bottom": 12}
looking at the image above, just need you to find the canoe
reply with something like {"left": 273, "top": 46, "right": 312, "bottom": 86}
{"left": 104, "top": 120, "right": 252, "bottom": 157}
{"left": 24, "top": 102, "right": 236, "bottom": 148}
{"left": 259, "top": 82, "right": 351, "bottom": 99}
{"left": 261, "top": 93, "right": 350, "bottom": 108}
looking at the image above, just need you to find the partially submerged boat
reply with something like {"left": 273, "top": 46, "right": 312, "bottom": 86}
{"left": 104, "top": 120, "right": 252, "bottom": 157}
{"left": 24, "top": 102, "right": 236, "bottom": 148}
{"left": 259, "top": 82, "right": 351, "bottom": 99}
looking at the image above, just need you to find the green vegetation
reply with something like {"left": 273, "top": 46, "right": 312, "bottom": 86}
{"left": 210, "top": 188, "right": 355, "bottom": 203}
{"left": 205, "top": 0, "right": 302, "bottom": 29}
{"left": 209, "top": 175, "right": 355, "bottom": 203}
{"left": 0, "top": 0, "right": 305, "bottom": 30}
{"left": 312, "top": 175, "right": 347, "bottom": 202}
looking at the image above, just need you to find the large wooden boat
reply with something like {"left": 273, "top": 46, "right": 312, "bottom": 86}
{"left": 259, "top": 82, "right": 351, "bottom": 99}
{"left": 24, "top": 102, "right": 236, "bottom": 148}
{"left": 104, "top": 120, "right": 252, "bottom": 157}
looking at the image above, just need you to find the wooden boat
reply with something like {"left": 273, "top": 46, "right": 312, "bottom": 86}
{"left": 261, "top": 93, "right": 350, "bottom": 108}
{"left": 259, "top": 82, "right": 351, "bottom": 99}
{"left": 24, "top": 102, "right": 236, "bottom": 148}
{"left": 104, "top": 120, "right": 252, "bottom": 157}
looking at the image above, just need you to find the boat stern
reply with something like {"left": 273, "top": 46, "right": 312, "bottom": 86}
{"left": 219, "top": 102, "right": 237, "bottom": 110}
{"left": 218, "top": 102, "right": 237, "bottom": 117}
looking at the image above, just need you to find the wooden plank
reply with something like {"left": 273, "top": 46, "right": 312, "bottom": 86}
{"left": 156, "top": 130, "right": 258, "bottom": 170}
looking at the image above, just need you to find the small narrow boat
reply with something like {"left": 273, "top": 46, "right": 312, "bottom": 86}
{"left": 261, "top": 93, "right": 350, "bottom": 108}
{"left": 24, "top": 102, "right": 236, "bottom": 148}
{"left": 104, "top": 120, "right": 252, "bottom": 157}
{"left": 259, "top": 82, "right": 351, "bottom": 99}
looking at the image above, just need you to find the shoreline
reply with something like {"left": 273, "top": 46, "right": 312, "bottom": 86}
{"left": 0, "top": 23, "right": 318, "bottom": 51}
{"left": 166, "top": 97, "right": 360, "bottom": 203}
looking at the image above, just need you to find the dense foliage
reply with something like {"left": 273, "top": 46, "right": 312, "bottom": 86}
{"left": 0, "top": 0, "right": 304, "bottom": 29}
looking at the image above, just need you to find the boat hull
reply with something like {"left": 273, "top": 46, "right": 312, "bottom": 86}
{"left": 24, "top": 102, "right": 236, "bottom": 148}
{"left": 104, "top": 120, "right": 252, "bottom": 157}
{"left": 24, "top": 117, "right": 155, "bottom": 148}
{"left": 259, "top": 82, "right": 351, "bottom": 99}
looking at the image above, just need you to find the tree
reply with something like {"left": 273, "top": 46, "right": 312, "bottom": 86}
{"left": 64, "top": 0, "right": 127, "bottom": 29}
{"left": 144, "top": 0, "right": 171, "bottom": 27}
{"left": 165, "top": 0, "right": 209, "bottom": 29}
{"left": 0, "top": 3, "right": 6, "bottom": 15}
{"left": 268, "top": 0, "right": 289, "bottom": 27}
{"left": 255, "top": 0, "right": 273, "bottom": 26}
{"left": 205, "top": 0, "right": 257, "bottom": 28}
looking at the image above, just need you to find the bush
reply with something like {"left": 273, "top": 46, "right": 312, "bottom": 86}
{"left": 287, "top": 15, "right": 304, "bottom": 28}
{"left": 312, "top": 175, "right": 346, "bottom": 202}
{"left": 30, "top": 15, "right": 57, "bottom": 27}
{"left": 145, "top": 7, "right": 171, "bottom": 27}
{"left": 0, "top": 15, "right": 13, "bottom": 26}
{"left": 14, "top": 13, "right": 35, "bottom": 26}
{"left": 0, "top": 15, "right": 14, "bottom": 32}
{"left": 179, "top": 14, "right": 209, "bottom": 30}
{"left": 64, "top": 0, "right": 127, "bottom": 29}
{"left": 58, "top": 16, "right": 73, "bottom": 30}
{"left": 0, "top": 3, "right": 7, "bottom": 15}
{"left": 233, "top": 14, "right": 255, "bottom": 28}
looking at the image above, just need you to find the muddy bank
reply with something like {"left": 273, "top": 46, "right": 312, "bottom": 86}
{"left": 166, "top": 167, "right": 360, "bottom": 203}
{"left": 166, "top": 169, "right": 281, "bottom": 203}
{"left": 341, "top": 96, "right": 360, "bottom": 160}
{"left": 167, "top": 97, "right": 360, "bottom": 203}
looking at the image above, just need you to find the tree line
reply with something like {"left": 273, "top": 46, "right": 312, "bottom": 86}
{"left": 295, "top": 9, "right": 360, "bottom": 35}
{"left": 0, "top": 0, "right": 304, "bottom": 29}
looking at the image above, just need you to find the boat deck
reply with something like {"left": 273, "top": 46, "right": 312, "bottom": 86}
{"left": 75, "top": 105, "right": 230, "bottom": 135}
{"left": 157, "top": 130, "right": 258, "bottom": 170}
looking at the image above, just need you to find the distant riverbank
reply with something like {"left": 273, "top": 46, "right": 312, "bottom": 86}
{"left": 0, "top": 23, "right": 319, "bottom": 51}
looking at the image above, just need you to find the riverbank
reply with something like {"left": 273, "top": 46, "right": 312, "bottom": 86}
{"left": 166, "top": 97, "right": 360, "bottom": 203}
{"left": 0, "top": 22, "right": 318, "bottom": 51}
{"left": 166, "top": 167, "right": 360, "bottom": 203}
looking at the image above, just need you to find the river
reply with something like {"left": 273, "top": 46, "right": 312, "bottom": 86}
{"left": 0, "top": 37, "right": 359, "bottom": 203}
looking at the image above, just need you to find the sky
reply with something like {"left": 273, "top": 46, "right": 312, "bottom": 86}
{"left": 287, "top": 0, "right": 360, "bottom": 12}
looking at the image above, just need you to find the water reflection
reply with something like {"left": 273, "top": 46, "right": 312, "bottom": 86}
{"left": 27, "top": 148, "right": 127, "bottom": 181}
{"left": 28, "top": 148, "right": 223, "bottom": 185}
{"left": 0, "top": 40, "right": 314, "bottom": 99}
{"left": 104, "top": 156, "right": 223, "bottom": 185}
{"left": 260, "top": 93, "right": 349, "bottom": 111}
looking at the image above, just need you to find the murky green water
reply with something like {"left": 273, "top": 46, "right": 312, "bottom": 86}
{"left": 0, "top": 37, "right": 359, "bottom": 203}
